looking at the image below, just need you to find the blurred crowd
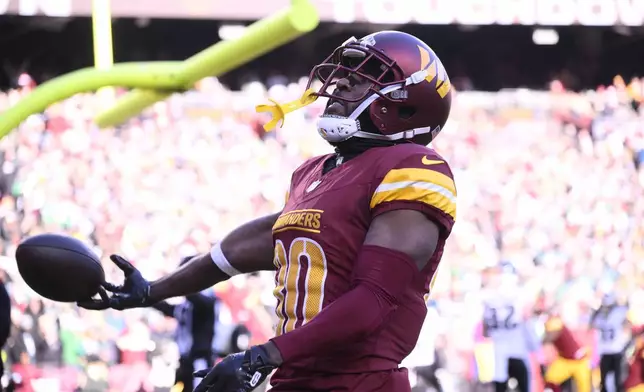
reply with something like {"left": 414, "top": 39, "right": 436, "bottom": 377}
{"left": 0, "top": 73, "right": 642, "bottom": 391}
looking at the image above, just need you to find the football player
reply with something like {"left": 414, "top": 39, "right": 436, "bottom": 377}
{"left": 150, "top": 256, "right": 222, "bottom": 392}
{"left": 79, "top": 30, "right": 456, "bottom": 392}
{"left": 481, "top": 267, "right": 541, "bottom": 392}
{"left": 624, "top": 326, "right": 644, "bottom": 392}
{"left": 541, "top": 310, "right": 591, "bottom": 392}
{"left": 588, "top": 293, "right": 631, "bottom": 392}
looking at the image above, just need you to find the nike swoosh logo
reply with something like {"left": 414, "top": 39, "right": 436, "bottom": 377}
{"left": 421, "top": 156, "right": 443, "bottom": 166}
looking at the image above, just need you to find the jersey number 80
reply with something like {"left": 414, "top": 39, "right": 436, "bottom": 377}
{"left": 273, "top": 238, "right": 328, "bottom": 335}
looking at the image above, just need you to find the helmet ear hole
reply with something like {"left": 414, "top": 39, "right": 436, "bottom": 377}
{"left": 399, "top": 106, "right": 416, "bottom": 119}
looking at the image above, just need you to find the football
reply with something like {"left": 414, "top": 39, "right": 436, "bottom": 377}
{"left": 15, "top": 233, "right": 105, "bottom": 302}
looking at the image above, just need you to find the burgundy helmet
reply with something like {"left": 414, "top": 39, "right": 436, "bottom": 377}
{"left": 307, "top": 30, "right": 452, "bottom": 146}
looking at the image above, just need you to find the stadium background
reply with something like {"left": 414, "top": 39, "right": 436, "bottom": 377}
{"left": 0, "top": 0, "right": 644, "bottom": 390}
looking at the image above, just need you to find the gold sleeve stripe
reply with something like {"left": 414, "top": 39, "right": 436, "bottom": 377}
{"left": 371, "top": 184, "right": 456, "bottom": 219}
{"left": 380, "top": 168, "right": 456, "bottom": 195}
{"left": 370, "top": 168, "right": 457, "bottom": 219}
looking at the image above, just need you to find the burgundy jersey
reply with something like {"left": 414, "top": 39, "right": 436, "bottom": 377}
{"left": 270, "top": 143, "right": 457, "bottom": 389}
{"left": 545, "top": 316, "right": 586, "bottom": 360}
{"left": 625, "top": 336, "right": 644, "bottom": 389}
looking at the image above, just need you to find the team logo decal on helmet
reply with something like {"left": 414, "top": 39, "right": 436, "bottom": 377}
{"left": 418, "top": 46, "right": 451, "bottom": 99}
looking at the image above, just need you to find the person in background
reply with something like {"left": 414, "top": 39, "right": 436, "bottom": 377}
{"left": 0, "top": 278, "right": 10, "bottom": 385}
{"left": 76, "top": 354, "right": 109, "bottom": 392}
{"left": 482, "top": 265, "right": 541, "bottom": 392}
{"left": 151, "top": 255, "right": 221, "bottom": 392}
{"left": 589, "top": 293, "right": 631, "bottom": 392}
{"left": 541, "top": 309, "right": 591, "bottom": 392}
{"left": 624, "top": 326, "right": 644, "bottom": 392}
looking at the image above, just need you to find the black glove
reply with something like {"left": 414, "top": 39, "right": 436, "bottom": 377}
{"left": 77, "top": 255, "right": 152, "bottom": 310}
{"left": 193, "top": 345, "right": 278, "bottom": 392}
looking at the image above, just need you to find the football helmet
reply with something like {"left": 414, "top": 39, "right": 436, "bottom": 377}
{"left": 308, "top": 30, "right": 452, "bottom": 146}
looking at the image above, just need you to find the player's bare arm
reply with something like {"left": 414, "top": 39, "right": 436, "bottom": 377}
{"left": 149, "top": 212, "right": 280, "bottom": 301}
{"left": 362, "top": 209, "right": 439, "bottom": 269}
{"left": 264, "top": 209, "right": 441, "bottom": 364}
{"left": 78, "top": 212, "right": 280, "bottom": 310}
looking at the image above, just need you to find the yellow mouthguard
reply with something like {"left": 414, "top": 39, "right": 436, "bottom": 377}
{"left": 255, "top": 88, "right": 318, "bottom": 131}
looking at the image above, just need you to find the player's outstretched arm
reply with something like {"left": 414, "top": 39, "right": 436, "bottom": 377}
{"left": 78, "top": 212, "right": 280, "bottom": 311}
{"left": 149, "top": 212, "right": 279, "bottom": 301}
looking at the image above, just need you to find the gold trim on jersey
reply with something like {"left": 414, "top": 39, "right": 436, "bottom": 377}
{"left": 370, "top": 168, "right": 457, "bottom": 219}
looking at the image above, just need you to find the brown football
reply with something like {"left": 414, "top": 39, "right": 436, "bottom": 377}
{"left": 15, "top": 233, "right": 104, "bottom": 302}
